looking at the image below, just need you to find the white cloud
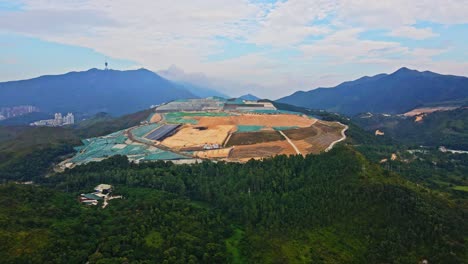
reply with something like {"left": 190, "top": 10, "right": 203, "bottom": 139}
{"left": 0, "top": 0, "right": 467, "bottom": 98}
{"left": 389, "top": 26, "right": 438, "bottom": 40}
{"left": 299, "top": 28, "right": 410, "bottom": 63}
{"left": 249, "top": 0, "right": 337, "bottom": 46}
{"left": 338, "top": 0, "right": 468, "bottom": 28}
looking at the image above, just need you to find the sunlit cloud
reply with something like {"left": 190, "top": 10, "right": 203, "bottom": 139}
{"left": 0, "top": 0, "right": 467, "bottom": 98}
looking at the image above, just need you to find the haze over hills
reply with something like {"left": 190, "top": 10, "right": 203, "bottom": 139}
{"left": 0, "top": 68, "right": 200, "bottom": 116}
{"left": 158, "top": 65, "right": 229, "bottom": 98}
{"left": 278, "top": 67, "right": 468, "bottom": 116}
{"left": 238, "top": 94, "right": 260, "bottom": 100}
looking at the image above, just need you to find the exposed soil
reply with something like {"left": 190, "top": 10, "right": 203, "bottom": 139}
{"left": 282, "top": 126, "right": 319, "bottom": 140}
{"left": 194, "top": 147, "right": 233, "bottom": 159}
{"left": 228, "top": 140, "right": 296, "bottom": 160}
{"left": 162, "top": 125, "right": 235, "bottom": 149}
{"left": 149, "top": 113, "right": 162, "bottom": 123}
{"left": 226, "top": 131, "right": 284, "bottom": 147}
{"left": 195, "top": 114, "right": 316, "bottom": 127}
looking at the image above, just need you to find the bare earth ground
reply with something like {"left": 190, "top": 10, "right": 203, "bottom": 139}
{"left": 283, "top": 121, "right": 346, "bottom": 154}
{"left": 150, "top": 113, "right": 162, "bottom": 123}
{"left": 227, "top": 140, "right": 296, "bottom": 161}
{"left": 157, "top": 112, "right": 346, "bottom": 161}
{"left": 194, "top": 147, "right": 233, "bottom": 159}
{"left": 404, "top": 106, "right": 459, "bottom": 117}
{"left": 195, "top": 114, "right": 317, "bottom": 128}
{"left": 225, "top": 131, "right": 284, "bottom": 146}
{"left": 162, "top": 125, "right": 235, "bottom": 149}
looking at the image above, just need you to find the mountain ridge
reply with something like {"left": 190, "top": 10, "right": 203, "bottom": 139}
{"left": 278, "top": 67, "right": 468, "bottom": 115}
{"left": 0, "top": 68, "right": 197, "bottom": 116}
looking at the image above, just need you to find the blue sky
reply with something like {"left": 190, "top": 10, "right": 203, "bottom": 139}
{"left": 0, "top": 0, "right": 467, "bottom": 98}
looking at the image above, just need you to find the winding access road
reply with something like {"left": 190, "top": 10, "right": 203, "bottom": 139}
{"left": 279, "top": 130, "right": 302, "bottom": 155}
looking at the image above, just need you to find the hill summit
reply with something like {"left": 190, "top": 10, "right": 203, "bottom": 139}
{"left": 278, "top": 67, "right": 468, "bottom": 115}
{"left": 238, "top": 93, "right": 260, "bottom": 100}
{"left": 0, "top": 68, "right": 196, "bottom": 116}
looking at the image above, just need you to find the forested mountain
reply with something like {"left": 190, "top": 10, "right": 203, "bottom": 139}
{"left": 0, "top": 103, "right": 466, "bottom": 263}
{"left": 0, "top": 68, "right": 196, "bottom": 116}
{"left": 353, "top": 107, "right": 468, "bottom": 150}
{"left": 1, "top": 147, "right": 465, "bottom": 263}
{"left": 278, "top": 67, "right": 468, "bottom": 115}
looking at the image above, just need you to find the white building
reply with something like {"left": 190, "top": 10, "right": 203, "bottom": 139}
{"left": 63, "top": 113, "right": 75, "bottom": 125}
{"left": 31, "top": 112, "right": 75, "bottom": 127}
{"left": 54, "top": 113, "right": 62, "bottom": 126}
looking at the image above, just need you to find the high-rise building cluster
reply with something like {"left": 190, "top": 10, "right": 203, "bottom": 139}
{"left": 62, "top": 113, "right": 75, "bottom": 125}
{"left": 0, "top": 105, "right": 39, "bottom": 120}
{"left": 30, "top": 112, "right": 75, "bottom": 127}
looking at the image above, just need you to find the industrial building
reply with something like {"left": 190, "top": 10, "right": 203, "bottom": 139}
{"left": 79, "top": 184, "right": 120, "bottom": 208}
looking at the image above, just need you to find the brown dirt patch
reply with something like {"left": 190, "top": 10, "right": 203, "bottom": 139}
{"left": 228, "top": 140, "right": 296, "bottom": 160}
{"left": 195, "top": 148, "right": 233, "bottom": 159}
{"left": 195, "top": 114, "right": 316, "bottom": 128}
{"left": 226, "top": 131, "right": 284, "bottom": 147}
{"left": 404, "top": 106, "right": 459, "bottom": 117}
{"left": 282, "top": 126, "right": 319, "bottom": 140}
{"left": 282, "top": 121, "right": 345, "bottom": 154}
{"left": 162, "top": 125, "right": 235, "bottom": 149}
{"left": 150, "top": 113, "right": 162, "bottom": 123}
{"left": 305, "top": 133, "right": 342, "bottom": 153}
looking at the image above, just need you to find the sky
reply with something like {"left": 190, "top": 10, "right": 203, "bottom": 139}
{"left": 0, "top": 0, "right": 467, "bottom": 99}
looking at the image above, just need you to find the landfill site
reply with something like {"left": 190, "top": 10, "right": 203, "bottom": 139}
{"left": 61, "top": 97, "right": 347, "bottom": 168}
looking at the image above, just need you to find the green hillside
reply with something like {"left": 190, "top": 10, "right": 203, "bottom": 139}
{"left": 353, "top": 108, "right": 468, "bottom": 150}
{"left": 0, "top": 147, "right": 464, "bottom": 263}
{"left": 0, "top": 104, "right": 466, "bottom": 263}
{"left": 0, "top": 109, "right": 152, "bottom": 182}
{"left": 0, "top": 184, "right": 228, "bottom": 263}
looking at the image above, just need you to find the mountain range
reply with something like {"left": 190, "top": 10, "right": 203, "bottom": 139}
{"left": 278, "top": 67, "right": 468, "bottom": 115}
{"left": 0, "top": 68, "right": 221, "bottom": 116}
{"left": 1, "top": 67, "right": 468, "bottom": 118}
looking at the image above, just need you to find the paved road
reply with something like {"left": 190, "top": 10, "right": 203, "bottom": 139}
{"left": 325, "top": 123, "right": 349, "bottom": 152}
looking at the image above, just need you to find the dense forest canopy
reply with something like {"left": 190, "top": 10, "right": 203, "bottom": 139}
{"left": 0, "top": 147, "right": 464, "bottom": 263}
{"left": 0, "top": 103, "right": 466, "bottom": 263}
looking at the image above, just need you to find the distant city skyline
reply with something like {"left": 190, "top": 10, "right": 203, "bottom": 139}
{"left": 30, "top": 112, "right": 74, "bottom": 127}
{"left": 0, "top": 0, "right": 467, "bottom": 99}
